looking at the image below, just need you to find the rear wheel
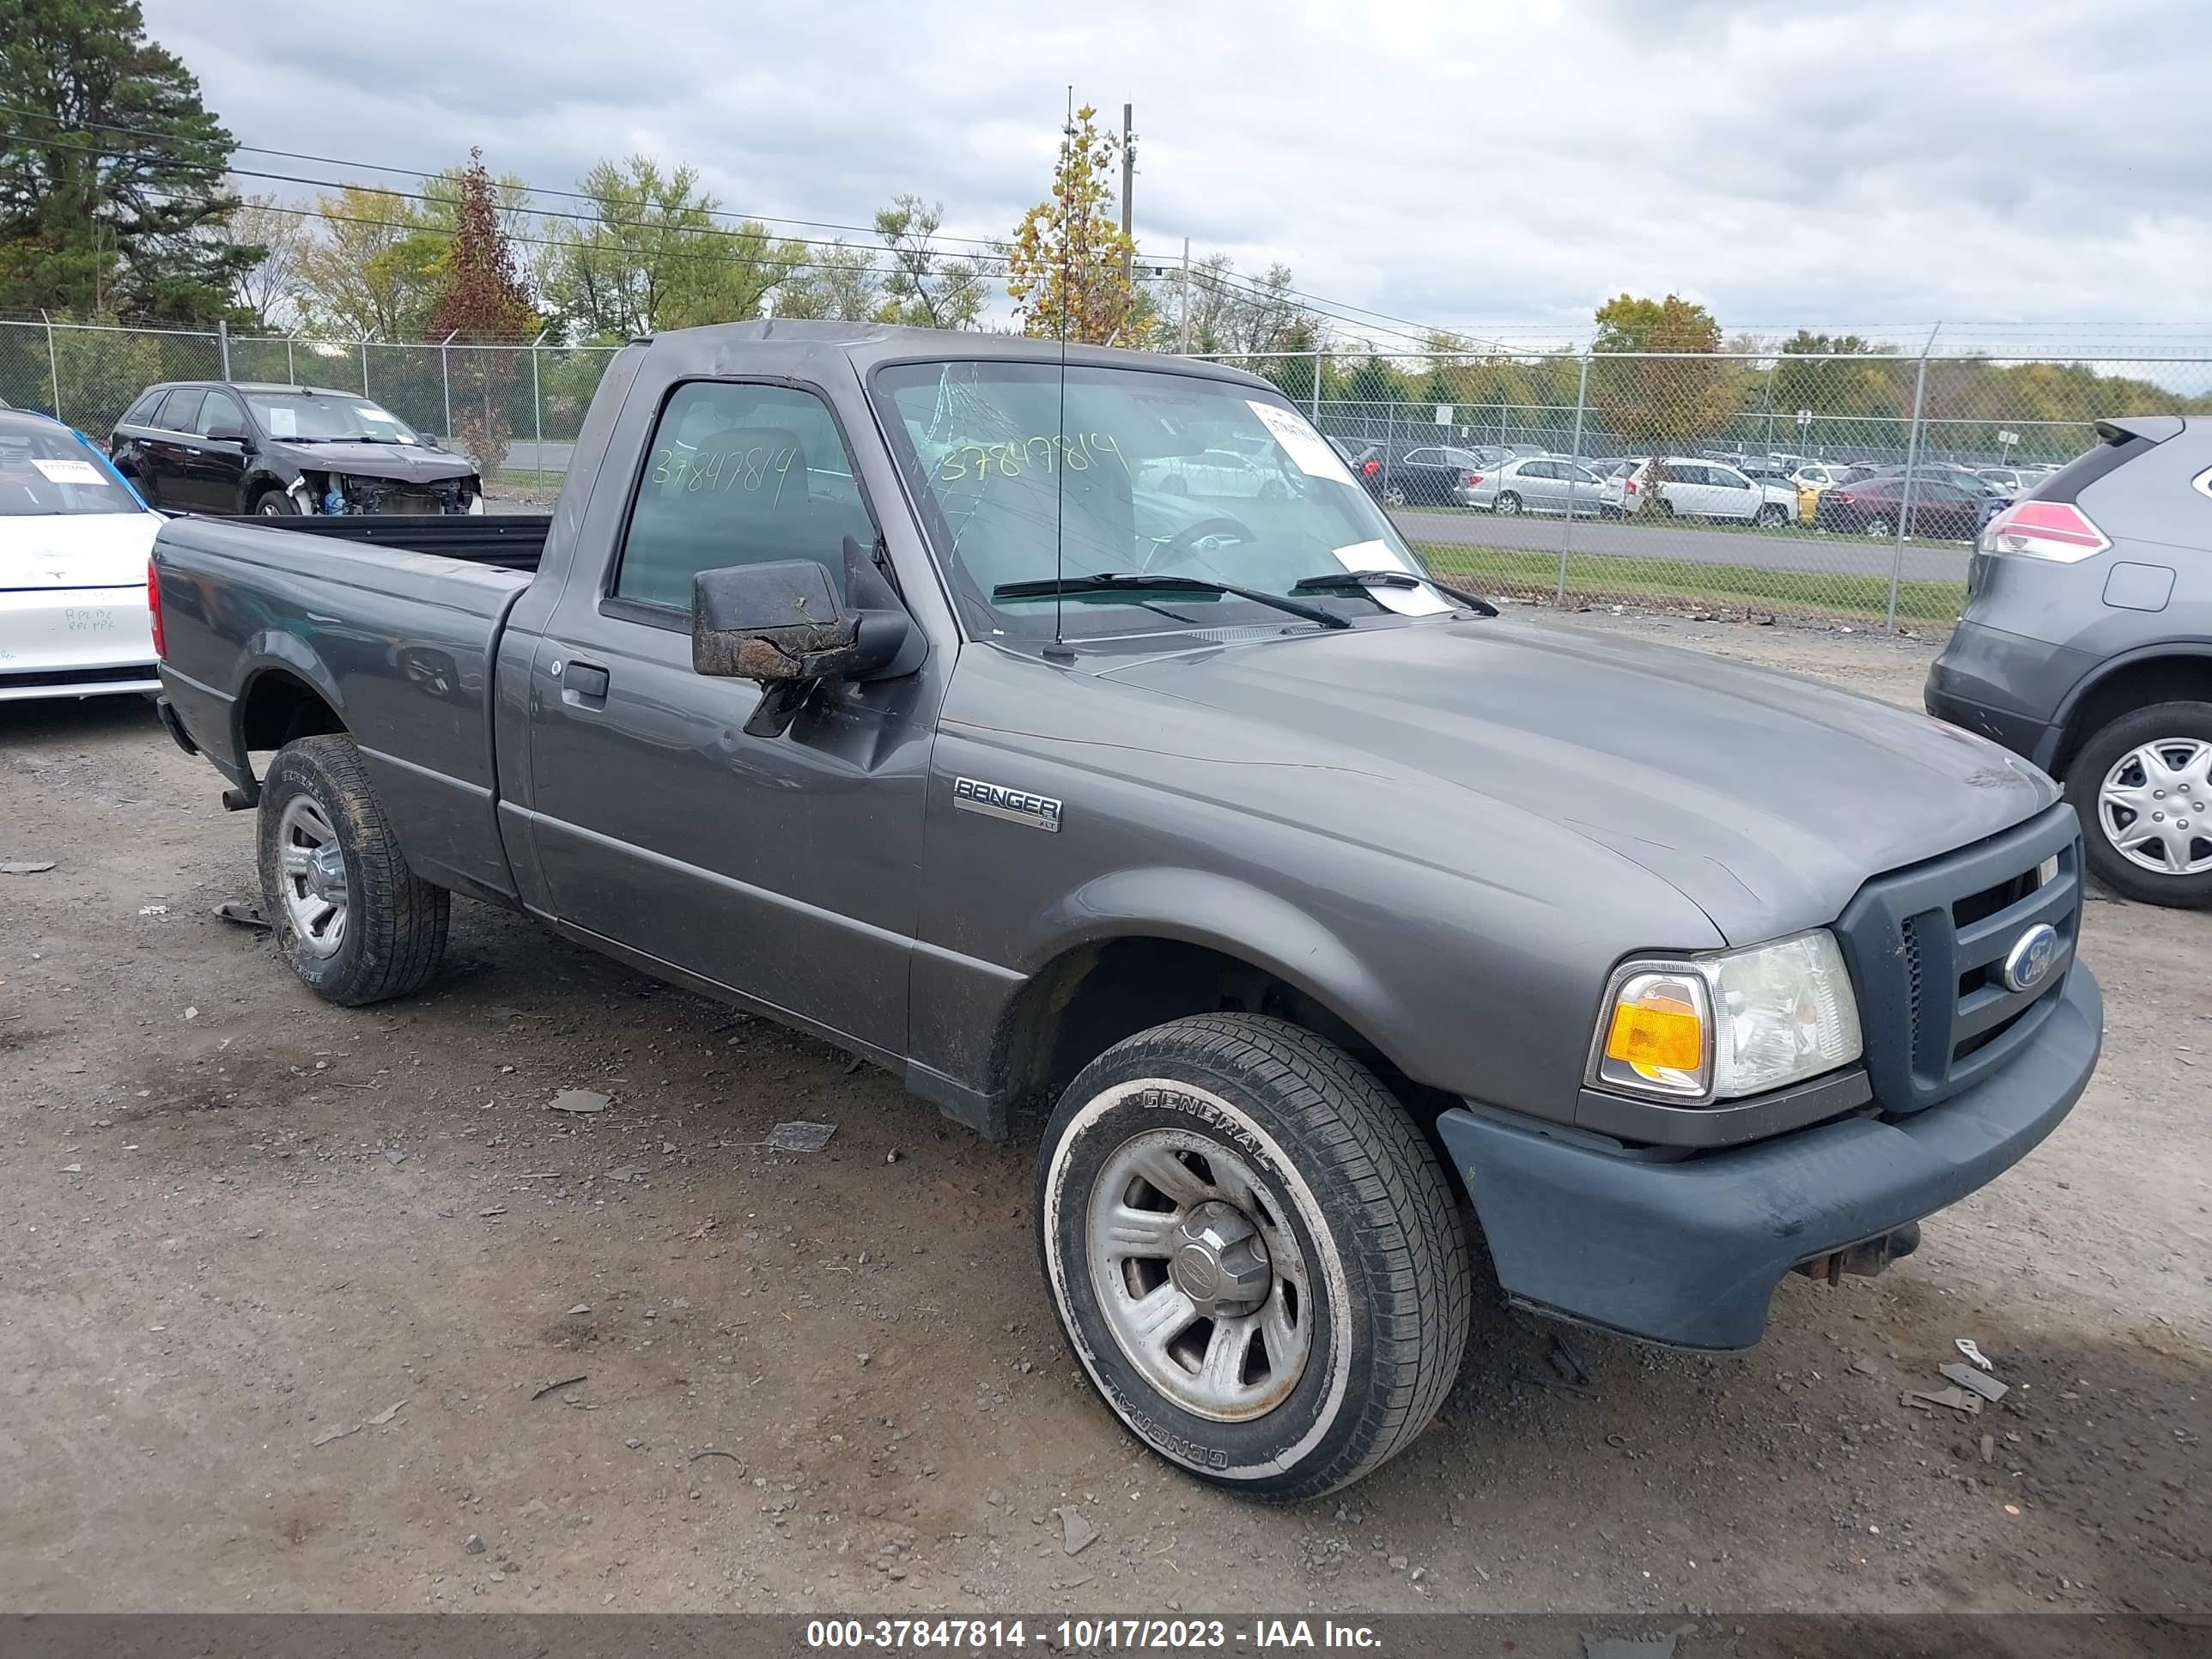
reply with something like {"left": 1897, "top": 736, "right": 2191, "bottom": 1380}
{"left": 1493, "top": 491, "right": 1522, "bottom": 517}
{"left": 1862, "top": 514, "right": 1893, "bottom": 539}
{"left": 1036, "top": 1014, "right": 1472, "bottom": 1503}
{"left": 2065, "top": 702, "right": 2212, "bottom": 908}
{"left": 257, "top": 734, "right": 450, "bottom": 1004}
{"left": 1381, "top": 484, "right": 1407, "bottom": 508}
{"left": 1753, "top": 503, "right": 1790, "bottom": 528}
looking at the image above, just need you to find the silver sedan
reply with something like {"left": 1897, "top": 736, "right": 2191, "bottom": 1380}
{"left": 1464, "top": 455, "right": 1610, "bottom": 517}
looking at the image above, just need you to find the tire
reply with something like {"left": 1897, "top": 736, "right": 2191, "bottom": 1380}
{"left": 2063, "top": 702, "right": 2212, "bottom": 908}
{"left": 256, "top": 489, "right": 298, "bottom": 516}
{"left": 1493, "top": 491, "right": 1522, "bottom": 517}
{"left": 1035, "top": 1014, "right": 1472, "bottom": 1503}
{"left": 256, "top": 734, "right": 450, "bottom": 1005}
{"left": 1381, "top": 484, "right": 1407, "bottom": 508}
{"left": 1863, "top": 515, "right": 1893, "bottom": 539}
{"left": 1753, "top": 503, "right": 1790, "bottom": 529}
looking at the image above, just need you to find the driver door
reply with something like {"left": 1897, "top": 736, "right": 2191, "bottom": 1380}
{"left": 176, "top": 387, "right": 252, "bottom": 513}
{"left": 524, "top": 378, "right": 944, "bottom": 1053}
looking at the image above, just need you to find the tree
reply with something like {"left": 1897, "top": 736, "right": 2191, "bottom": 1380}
{"left": 0, "top": 0, "right": 254, "bottom": 319}
{"left": 544, "top": 156, "right": 769, "bottom": 338}
{"left": 1589, "top": 292, "right": 1747, "bottom": 458}
{"left": 1004, "top": 103, "right": 1141, "bottom": 343}
{"left": 772, "top": 239, "right": 881, "bottom": 321}
{"left": 214, "top": 193, "right": 308, "bottom": 330}
{"left": 427, "top": 149, "right": 537, "bottom": 474}
{"left": 874, "top": 195, "right": 986, "bottom": 331}
{"left": 292, "top": 185, "right": 442, "bottom": 338}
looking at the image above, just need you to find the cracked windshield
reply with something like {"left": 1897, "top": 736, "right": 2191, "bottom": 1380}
{"left": 876, "top": 360, "right": 1449, "bottom": 640}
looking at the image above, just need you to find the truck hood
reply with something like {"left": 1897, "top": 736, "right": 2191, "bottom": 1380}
{"left": 1097, "top": 617, "right": 2058, "bottom": 943}
{"left": 0, "top": 510, "right": 161, "bottom": 591}
{"left": 267, "top": 440, "right": 476, "bottom": 484}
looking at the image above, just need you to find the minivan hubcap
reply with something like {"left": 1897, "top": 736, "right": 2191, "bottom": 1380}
{"left": 2100, "top": 739, "right": 2212, "bottom": 876}
{"left": 1087, "top": 1130, "right": 1311, "bottom": 1421}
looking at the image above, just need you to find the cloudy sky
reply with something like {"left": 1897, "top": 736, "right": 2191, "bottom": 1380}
{"left": 144, "top": 0, "right": 2209, "bottom": 356}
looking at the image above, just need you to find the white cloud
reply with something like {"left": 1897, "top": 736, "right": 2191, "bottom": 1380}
{"left": 146, "top": 0, "right": 2210, "bottom": 353}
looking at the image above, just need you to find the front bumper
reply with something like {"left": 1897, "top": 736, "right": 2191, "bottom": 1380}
{"left": 1436, "top": 964, "right": 2101, "bottom": 1350}
{"left": 0, "top": 585, "right": 159, "bottom": 702}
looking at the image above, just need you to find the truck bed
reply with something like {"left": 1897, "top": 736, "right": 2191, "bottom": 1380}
{"left": 230, "top": 513, "right": 551, "bottom": 572}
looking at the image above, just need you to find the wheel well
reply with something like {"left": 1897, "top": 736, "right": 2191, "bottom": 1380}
{"left": 239, "top": 669, "right": 345, "bottom": 752}
{"left": 2053, "top": 654, "right": 2212, "bottom": 779}
{"left": 994, "top": 937, "right": 1442, "bottom": 1120}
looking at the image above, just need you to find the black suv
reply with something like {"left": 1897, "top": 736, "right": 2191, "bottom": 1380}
{"left": 1925, "top": 415, "right": 2212, "bottom": 907}
{"left": 110, "top": 382, "right": 483, "bottom": 517}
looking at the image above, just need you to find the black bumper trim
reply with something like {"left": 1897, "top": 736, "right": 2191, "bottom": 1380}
{"left": 1437, "top": 965, "right": 2101, "bottom": 1350}
{"left": 154, "top": 695, "right": 198, "bottom": 756}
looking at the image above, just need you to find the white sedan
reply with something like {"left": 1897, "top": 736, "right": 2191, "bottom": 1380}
{"left": 0, "top": 410, "right": 162, "bottom": 702}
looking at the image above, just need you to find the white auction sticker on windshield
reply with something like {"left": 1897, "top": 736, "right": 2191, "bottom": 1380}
{"left": 1247, "top": 400, "right": 1356, "bottom": 483}
{"left": 358, "top": 405, "right": 400, "bottom": 424}
{"left": 265, "top": 407, "right": 297, "bottom": 437}
{"left": 1331, "top": 539, "right": 1450, "bottom": 616}
{"left": 32, "top": 458, "right": 104, "bottom": 484}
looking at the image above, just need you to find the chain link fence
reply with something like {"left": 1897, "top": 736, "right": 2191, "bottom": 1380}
{"left": 6, "top": 317, "right": 2207, "bottom": 628}
{"left": 0, "top": 319, "right": 620, "bottom": 485}
{"left": 1193, "top": 346, "right": 2212, "bottom": 629}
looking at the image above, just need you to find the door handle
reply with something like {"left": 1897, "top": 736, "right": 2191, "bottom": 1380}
{"left": 560, "top": 659, "right": 610, "bottom": 707}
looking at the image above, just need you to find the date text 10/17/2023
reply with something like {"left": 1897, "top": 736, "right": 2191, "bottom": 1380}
{"left": 805, "top": 1620, "right": 1383, "bottom": 1650}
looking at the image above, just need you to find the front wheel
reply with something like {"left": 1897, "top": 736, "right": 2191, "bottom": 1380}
{"left": 2065, "top": 702, "right": 2212, "bottom": 908}
{"left": 1036, "top": 1014, "right": 1472, "bottom": 1503}
{"left": 256, "top": 489, "right": 298, "bottom": 516}
{"left": 258, "top": 734, "right": 451, "bottom": 1004}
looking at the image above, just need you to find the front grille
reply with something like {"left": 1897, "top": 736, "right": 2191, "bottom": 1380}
{"left": 1832, "top": 803, "right": 2081, "bottom": 1115}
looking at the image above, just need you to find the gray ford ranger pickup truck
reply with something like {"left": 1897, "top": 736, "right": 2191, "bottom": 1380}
{"left": 152, "top": 321, "right": 2103, "bottom": 1501}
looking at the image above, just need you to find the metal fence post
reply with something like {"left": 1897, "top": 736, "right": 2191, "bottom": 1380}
{"left": 218, "top": 320, "right": 232, "bottom": 381}
{"left": 440, "top": 330, "right": 458, "bottom": 444}
{"left": 361, "top": 337, "right": 370, "bottom": 397}
{"left": 1556, "top": 351, "right": 1592, "bottom": 605}
{"left": 1885, "top": 325, "right": 1940, "bottom": 633}
{"left": 1311, "top": 349, "right": 1323, "bottom": 423}
{"left": 40, "top": 311, "right": 62, "bottom": 422}
{"left": 530, "top": 331, "right": 546, "bottom": 489}
{"left": 286, "top": 338, "right": 296, "bottom": 386}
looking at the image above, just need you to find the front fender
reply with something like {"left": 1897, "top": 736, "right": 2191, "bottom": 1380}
{"left": 1032, "top": 865, "right": 1408, "bottom": 1070}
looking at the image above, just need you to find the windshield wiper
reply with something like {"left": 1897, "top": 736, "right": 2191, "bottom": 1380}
{"left": 993, "top": 573, "right": 1351, "bottom": 630}
{"left": 1289, "top": 568, "right": 1498, "bottom": 616}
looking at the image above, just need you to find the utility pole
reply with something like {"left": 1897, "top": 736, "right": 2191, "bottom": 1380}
{"left": 1119, "top": 103, "right": 1134, "bottom": 289}
{"left": 1178, "top": 238, "right": 1192, "bottom": 354}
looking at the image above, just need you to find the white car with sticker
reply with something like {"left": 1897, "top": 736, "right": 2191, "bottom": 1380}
{"left": 0, "top": 410, "right": 162, "bottom": 702}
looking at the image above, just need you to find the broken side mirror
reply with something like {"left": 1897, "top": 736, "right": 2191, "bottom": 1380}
{"left": 691, "top": 559, "right": 914, "bottom": 738}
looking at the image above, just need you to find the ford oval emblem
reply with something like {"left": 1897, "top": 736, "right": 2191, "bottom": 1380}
{"left": 2001, "top": 923, "right": 2061, "bottom": 994}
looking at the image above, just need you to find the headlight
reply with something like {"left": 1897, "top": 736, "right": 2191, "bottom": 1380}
{"left": 1589, "top": 930, "right": 1862, "bottom": 1103}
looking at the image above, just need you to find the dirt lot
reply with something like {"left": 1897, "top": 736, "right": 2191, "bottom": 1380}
{"left": 1, "top": 610, "right": 2205, "bottom": 1617}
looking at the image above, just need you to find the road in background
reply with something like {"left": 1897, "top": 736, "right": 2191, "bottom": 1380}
{"left": 1393, "top": 508, "right": 1973, "bottom": 584}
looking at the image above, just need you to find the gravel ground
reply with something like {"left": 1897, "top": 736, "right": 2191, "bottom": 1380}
{"left": 0, "top": 608, "right": 2205, "bottom": 1618}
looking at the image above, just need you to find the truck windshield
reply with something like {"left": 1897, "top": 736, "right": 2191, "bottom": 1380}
{"left": 242, "top": 392, "right": 422, "bottom": 445}
{"left": 0, "top": 421, "right": 143, "bottom": 516}
{"left": 874, "top": 360, "right": 1445, "bottom": 640}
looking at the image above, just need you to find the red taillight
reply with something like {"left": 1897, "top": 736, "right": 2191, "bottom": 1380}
{"left": 1624, "top": 478, "right": 1638, "bottom": 494}
{"left": 1835, "top": 491, "right": 1856, "bottom": 504}
{"left": 1983, "top": 500, "right": 2109, "bottom": 562}
{"left": 148, "top": 556, "right": 166, "bottom": 659}
{"left": 1361, "top": 459, "right": 1380, "bottom": 477}
{"left": 1463, "top": 472, "right": 1481, "bottom": 487}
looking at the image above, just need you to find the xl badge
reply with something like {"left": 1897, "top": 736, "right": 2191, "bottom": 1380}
{"left": 953, "top": 776, "right": 1062, "bottom": 833}
{"left": 2000, "top": 922, "right": 2061, "bottom": 994}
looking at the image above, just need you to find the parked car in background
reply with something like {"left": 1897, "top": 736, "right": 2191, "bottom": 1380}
{"left": 1927, "top": 415, "right": 2212, "bottom": 907}
{"left": 1814, "top": 475, "right": 1987, "bottom": 541}
{"left": 1137, "top": 445, "right": 1298, "bottom": 501}
{"left": 1790, "top": 462, "right": 1846, "bottom": 491}
{"left": 1467, "top": 454, "right": 1607, "bottom": 517}
{"left": 1977, "top": 468, "right": 2033, "bottom": 495}
{"left": 1608, "top": 459, "right": 1797, "bottom": 526}
{"left": 110, "top": 382, "right": 484, "bottom": 517}
{"left": 0, "top": 407, "right": 163, "bottom": 702}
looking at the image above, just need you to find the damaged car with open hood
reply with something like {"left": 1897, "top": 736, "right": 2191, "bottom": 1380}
{"left": 109, "top": 381, "right": 485, "bottom": 518}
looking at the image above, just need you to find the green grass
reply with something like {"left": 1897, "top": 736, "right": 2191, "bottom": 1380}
{"left": 1413, "top": 540, "right": 1966, "bottom": 626}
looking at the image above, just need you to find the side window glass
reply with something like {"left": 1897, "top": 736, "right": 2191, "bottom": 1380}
{"left": 613, "top": 381, "right": 877, "bottom": 612}
{"left": 196, "top": 391, "right": 246, "bottom": 437}
{"left": 156, "top": 389, "right": 204, "bottom": 431}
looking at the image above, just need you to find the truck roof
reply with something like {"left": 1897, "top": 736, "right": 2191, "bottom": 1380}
{"left": 637, "top": 319, "right": 1278, "bottom": 390}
